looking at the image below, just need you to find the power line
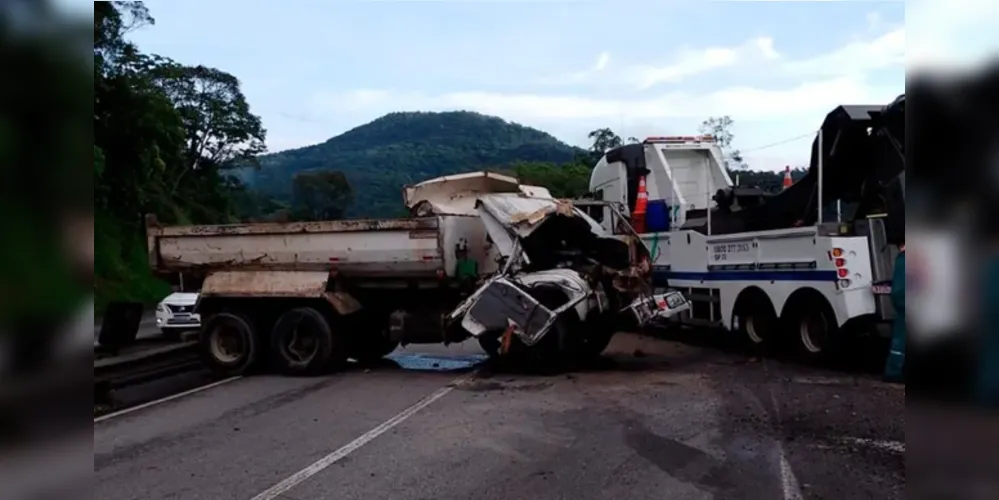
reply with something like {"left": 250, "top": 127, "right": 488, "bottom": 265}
{"left": 740, "top": 132, "right": 814, "bottom": 154}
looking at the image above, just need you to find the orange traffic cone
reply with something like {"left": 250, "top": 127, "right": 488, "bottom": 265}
{"left": 632, "top": 176, "right": 649, "bottom": 233}
{"left": 782, "top": 166, "right": 793, "bottom": 190}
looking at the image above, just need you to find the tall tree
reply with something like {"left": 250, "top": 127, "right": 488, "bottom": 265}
{"left": 699, "top": 116, "right": 748, "bottom": 170}
{"left": 149, "top": 63, "right": 266, "bottom": 173}
{"left": 586, "top": 128, "right": 623, "bottom": 156}
{"left": 510, "top": 160, "right": 590, "bottom": 199}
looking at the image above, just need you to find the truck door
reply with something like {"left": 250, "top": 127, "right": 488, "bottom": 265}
{"left": 588, "top": 157, "right": 628, "bottom": 234}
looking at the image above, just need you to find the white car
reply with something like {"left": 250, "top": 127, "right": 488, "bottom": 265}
{"left": 155, "top": 292, "right": 201, "bottom": 338}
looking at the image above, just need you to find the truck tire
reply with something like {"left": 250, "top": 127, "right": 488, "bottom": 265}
{"left": 349, "top": 333, "right": 399, "bottom": 364}
{"left": 578, "top": 326, "right": 614, "bottom": 361}
{"left": 199, "top": 312, "right": 260, "bottom": 377}
{"left": 477, "top": 335, "right": 500, "bottom": 357}
{"left": 269, "top": 307, "right": 341, "bottom": 376}
{"left": 788, "top": 295, "right": 840, "bottom": 361}
{"left": 732, "top": 291, "right": 778, "bottom": 351}
{"left": 350, "top": 338, "right": 399, "bottom": 364}
{"left": 346, "top": 311, "right": 399, "bottom": 364}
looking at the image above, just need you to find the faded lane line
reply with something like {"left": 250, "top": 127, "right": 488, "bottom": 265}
{"left": 247, "top": 371, "right": 478, "bottom": 500}
{"left": 94, "top": 376, "right": 242, "bottom": 423}
{"left": 770, "top": 389, "right": 804, "bottom": 500}
{"left": 764, "top": 362, "right": 805, "bottom": 500}
{"left": 840, "top": 437, "right": 905, "bottom": 454}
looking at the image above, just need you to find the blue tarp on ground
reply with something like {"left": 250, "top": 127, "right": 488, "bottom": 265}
{"left": 386, "top": 353, "right": 488, "bottom": 372}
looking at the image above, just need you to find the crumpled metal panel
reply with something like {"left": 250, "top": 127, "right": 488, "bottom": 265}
{"left": 402, "top": 171, "right": 554, "bottom": 216}
{"left": 457, "top": 269, "right": 596, "bottom": 346}
{"left": 201, "top": 271, "right": 330, "bottom": 298}
{"left": 476, "top": 194, "right": 577, "bottom": 238}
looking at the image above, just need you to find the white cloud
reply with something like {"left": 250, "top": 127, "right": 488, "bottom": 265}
{"left": 865, "top": 11, "right": 882, "bottom": 32}
{"left": 537, "top": 51, "right": 612, "bottom": 85}
{"left": 781, "top": 27, "right": 904, "bottom": 78}
{"left": 533, "top": 26, "right": 905, "bottom": 92}
{"left": 594, "top": 51, "right": 610, "bottom": 71}
{"left": 311, "top": 75, "right": 895, "bottom": 124}
{"left": 906, "top": 0, "right": 999, "bottom": 72}
{"left": 628, "top": 36, "right": 780, "bottom": 90}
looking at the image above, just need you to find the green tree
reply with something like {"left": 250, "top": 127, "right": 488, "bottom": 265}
{"left": 292, "top": 171, "right": 355, "bottom": 221}
{"left": 699, "top": 116, "right": 748, "bottom": 170}
{"left": 511, "top": 161, "right": 591, "bottom": 199}
{"left": 148, "top": 63, "right": 266, "bottom": 173}
{"left": 586, "top": 127, "right": 623, "bottom": 156}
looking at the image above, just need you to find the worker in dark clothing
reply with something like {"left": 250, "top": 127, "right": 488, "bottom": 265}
{"left": 883, "top": 243, "right": 905, "bottom": 383}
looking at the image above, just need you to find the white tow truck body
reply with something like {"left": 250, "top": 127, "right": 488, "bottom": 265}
{"left": 588, "top": 134, "right": 893, "bottom": 357}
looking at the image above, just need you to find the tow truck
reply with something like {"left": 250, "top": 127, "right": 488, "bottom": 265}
{"left": 585, "top": 96, "right": 905, "bottom": 359}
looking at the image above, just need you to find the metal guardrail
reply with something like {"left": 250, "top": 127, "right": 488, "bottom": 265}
{"left": 94, "top": 302, "right": 206, "bottom": 403}
{"left": 95, "top": 341, "right": 200, "bottom": 390}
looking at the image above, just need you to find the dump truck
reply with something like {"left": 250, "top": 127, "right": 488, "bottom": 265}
{"left": 146, "top": 172, "right": 688, "bottom": 376}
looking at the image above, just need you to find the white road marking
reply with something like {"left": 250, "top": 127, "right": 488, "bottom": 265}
{"left": 840, "top": 437, "right": 905, "bottom": 454}
{"left": 777, "top": 445, "right": 804, "bottom": 500}
{"left": 94, "top": 376, "right": 242, "bottom": 423}
{"left": 770, "top": 389, "right": 805, "bottom": 500}
{"left": 765, "top": 362, "right": 805, "bottom": 500}
{"left": 247, "top": 372, "right": 476, "bottom": 500}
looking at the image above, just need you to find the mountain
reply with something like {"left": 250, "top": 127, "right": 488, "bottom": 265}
{"left": 244, "top": 111, "right": 587, "bottom": 217}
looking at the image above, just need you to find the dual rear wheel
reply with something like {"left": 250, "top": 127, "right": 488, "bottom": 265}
{"left": 732, "top": 291, "right": 838, "bottom": 360}
{"left": 200, "top": 305, "right": 397, "bottom": 377}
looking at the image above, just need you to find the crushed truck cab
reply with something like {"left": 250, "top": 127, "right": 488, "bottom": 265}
{"left": 444, "top": 193, "right": 689, "bottom": 364}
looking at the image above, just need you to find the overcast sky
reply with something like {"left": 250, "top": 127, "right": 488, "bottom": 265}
{"left": 81, "top": 0, "right": 994, "bottom": 171}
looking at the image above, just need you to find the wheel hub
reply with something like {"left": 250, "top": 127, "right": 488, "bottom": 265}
{"left": 210, "top": 326, "right": 243, "bottom": 364}
{"left": 283, "top": 319, "right": 319, "bottom": 364}
{"left": 745, "top": 316, "right": 764, "bottom": 344}
{"left": 800, "top": 315, "right": 826, "bottom": 354}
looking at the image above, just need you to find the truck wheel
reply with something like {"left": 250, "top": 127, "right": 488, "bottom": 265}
{"left": 477, "top": 334, "right": 501, "bottom": 357}
{"left": 270, "top": 307, "right": 340, "bottom": 376}
{"left": 346, "top": 312, "right": 399, "bottom": 364}
{"left": 350, "top": 338, "right": 400, "bottom": 364}
{"left": 200, "top": 312, "right": 259, "bottom": 377}
{"left": 791, "top": 299, "right": 839, "bottom": 361}
{"left": 578, "top": 327, "right": 614, "bottom": 361}
{"left": 733, "top": 292, "right": 778, "bottom": 351}
{"left": 349, "top": 333, "right": 399, "bottom": 364}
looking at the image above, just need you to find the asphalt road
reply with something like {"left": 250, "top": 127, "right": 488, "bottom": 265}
{"left": 94, "top": 333, "right": 904, "bottom": 500}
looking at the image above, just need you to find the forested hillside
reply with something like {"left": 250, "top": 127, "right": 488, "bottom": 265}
{"left": 245, "top": 117, "right": 802, "bottom": 219}
{"left": 245, "top": 111, "right": 588, "bottom": 217}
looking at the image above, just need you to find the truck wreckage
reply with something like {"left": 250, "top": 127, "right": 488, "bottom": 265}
{"left": 441, "top": 193, "right": 690, "bottom": 366}
{"left": 145, "top": 172, "right": 689, "bottom": 376}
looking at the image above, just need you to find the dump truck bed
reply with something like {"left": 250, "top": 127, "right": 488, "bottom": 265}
{"left": 145, "top": 214, "right": 479, "bottom": 280}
